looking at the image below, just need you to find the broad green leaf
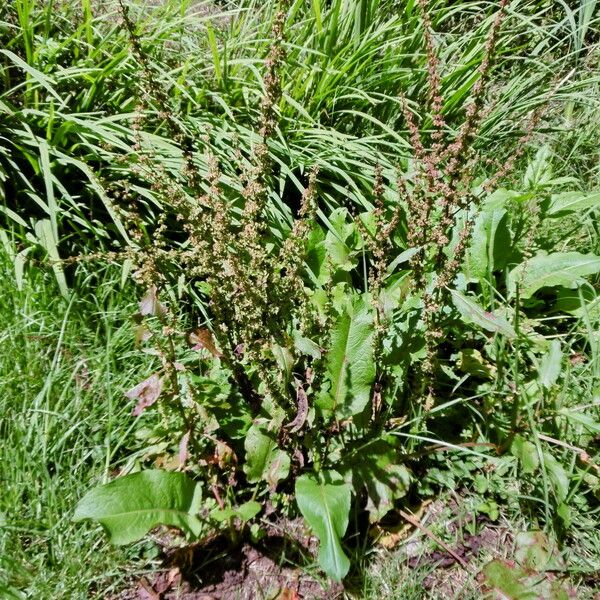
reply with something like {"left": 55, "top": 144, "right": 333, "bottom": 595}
{"left": 293, "top": 331, "right": 322, "bottom": 359}
{"left": 243, "top": 424, "right": 290, "bottom": 487}
{"left": 481, "top": 559, "right": 573, "bottom": 600}
{"left": 466, "top": 208, "right": 511, "bottom": 280}
{"left": 553, "top": 287, "right": 599, "bottom": 319}
{"left": 385, "top": 247, "right": 420, "bottom": 276}
{"left": 73, "top": 470, "right": 203, "bottom": 545}
{"left": 458, "top": 348, "right": 496, "bottom": 379}
{"left": 305, "top": 225, "right": 328, "bottom": 284}
{"left": 481, "top": 561, "right": 534, "bottom": 598}
{"left": 211, "top": 500, "right": 261, "bottom": 523}
{"left": 318, "top": 295, "right": 376, "bottom": 418}
{"left": 341, "top": 440, "right": 410, "bottom": 522}
{"left": 538, "top": 340, "right": 562, "bottom": 389}
{"left": 450, "top": 289, "right": 515, "bottom": 338}
{"left": 547, "top": 191, "right": 600, "bottom": 216}
{"left": 514, "top": 531, "right": 555, "bottom": 571}
{"left": 482, "top": 188, "right": 533, "bottom": 210}
{"left": 324, "top": 208, "right": 358, "bottom": 271}
{"left": 542, "top": 452, "right": 569, "bottom": 504}
{"left": 508, "top": 252, "right": 600, "bottom": 299}
{"left": 557, "top": 409, "right": 600, "bottom": 434}
{"left": 235, "top": 500, "right": 262, "bottom": 522}
{"left": 511, "top": 435, "right": 539, "bottom": 475}
{"left": 295, "top": 473, "right": 351, "bottom": 581}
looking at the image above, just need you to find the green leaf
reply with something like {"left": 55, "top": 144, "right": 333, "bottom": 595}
{"left": 557, "top": 409, "right": 600, "bottom": 434}
{"left": 324, "top": 208, "right": 358, "bottom": 271}
{"left": 508, "top": 252, "right": 600, "bottom": 299}
{"left": 306, "top": 225, "right": 328, "bottom": 284}
{"left": 547, "top": 191, "right": 600, "bottom": 216}
{"left": 211, "top": 500, "right": 261, "bottom": 523}
{"left": 514, "top": 531, "right": 553, "bottom": 571}
{"left": 458, "top": 348, "right": 496, "bottom": 379}
{"left": 293, "top": 331, "right": 322, "bottom": 359}
{"left": 511, "top": 435, "right": 539, "bottom": 475}
{"left": 73, "top": 470, "right": 203, "bottom": 545}
{"left": 318, "top": 295, "right": 376, "bottom": 418}
{"left": 524, "top": 145, "right": 553, "bottom": 189}
{"left": 295, "top": 473, "right": 351, "bottom": 581}
{"left": 482, "top": 560, "right": 534, "bottom": 599}
{"left": 243, "top": 424, "right": 290, "bottom": 487}
{"left": 538, "top": 340, "right": 562, "bottom": 389}
{"left": 235, "top": 500, "right": 262, "bottom": 522}
{"left": 34, "top": 219, "right": 69, "bottom": 299}
{"left": 542, "top": 452, "right": 569, "bottom": 503}
{"left": 466, "top": 208, "right": 511, "bottom": 280}
{"left": 553, "top": 287, "right": 599, "bottom": 319}
{"left": 450, "top": 289, "right": 515, "bottom": 338}
{"left": 0, "top": 50, "right": 62, "bottom": 102}
{"left": 341, "top": 440, "right": 410, "bottom": 522}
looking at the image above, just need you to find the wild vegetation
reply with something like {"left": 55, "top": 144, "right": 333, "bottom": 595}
{"left": 1, "top": 0, "right": 599, "bottom": 598}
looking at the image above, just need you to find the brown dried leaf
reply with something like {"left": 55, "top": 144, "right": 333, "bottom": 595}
{"left": 139, "top": 286, "right": 167, "bottom": 318}
{"left": 189, "top": 328, "right": 222, "bottom": 357}
{"left": 286, "top": 379, "right": 309, "bottom": 433}
{"left": 126, "top": 373, "right": 164, "bottom": 416}
{"left": 137, "top": 578, "right": 160, "bottom": 600}
{"left": 179, "top": 430, "right": 191, "bottom": 469}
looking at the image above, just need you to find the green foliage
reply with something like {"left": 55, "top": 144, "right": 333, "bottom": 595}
{"left": 482, "top": 531, "right": 574, "bottom": 600}
{"left": 1, "top": 0, "right": 599, "bottom": 593}
{"left": 295, "top": 472, "right": 352, "bottom": 581}
{"left": 318, "top": 294, "right": 376, "bottom": 419}
{"left": 243, "top": 424, "right": 291, "bottom": 486}
{"left": 450, "top": 289, "right": 516, "bottom": 338}
{"left": 508, "top": 252, "right": 600, "bottom": 299}
{"left": 73, "top": 470, "right": 204, "bottom": 545}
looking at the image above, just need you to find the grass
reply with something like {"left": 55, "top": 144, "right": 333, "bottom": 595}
{"left": 0, "top": 247, "right": 148, "bottom": 598}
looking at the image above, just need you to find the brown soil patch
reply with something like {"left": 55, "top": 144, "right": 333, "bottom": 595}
{"left": 112, "top": 520, "right": 343, "bottom": 600}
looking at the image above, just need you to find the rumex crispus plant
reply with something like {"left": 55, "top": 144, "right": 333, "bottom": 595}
{"left": 71, "top": 0, "right": 600, "bottom": 585}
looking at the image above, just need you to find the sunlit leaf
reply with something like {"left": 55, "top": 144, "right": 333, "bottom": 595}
{"left": 508, "top": 252, "right": 600, "bottom": 299}
{"left": 295, "top": 472, "right": 351, "bottom": 581}
{"left": 318, "top": 295, "right": 376, "bottom": 418}
{"left": 73, "top": 471, "right": 203, "bottom": 545}
{"left": 450, "top": 289, "right": 515, "bottom": 338}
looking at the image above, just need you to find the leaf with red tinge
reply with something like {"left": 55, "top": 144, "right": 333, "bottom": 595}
{"left": 179, "top": 430, "right": 191, "bottom": 468}
{"left": 126, "top": 373, "right": 163, "bottom": 416}
{"left": 189, "top": 328, "right": 222, "bottom": 357}
{"left": 480, "top": 558, "right": 576, "bottom": 600}
{"left": 450, "top": 289, "right": 515, "bottom": 338}
{"left": 139, "top": 286, "right": 167, "bottom": 318}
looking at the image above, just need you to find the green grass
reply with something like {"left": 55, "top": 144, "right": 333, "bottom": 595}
{"left": 0, "top": 247, "right": 149, "bottom": 598}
